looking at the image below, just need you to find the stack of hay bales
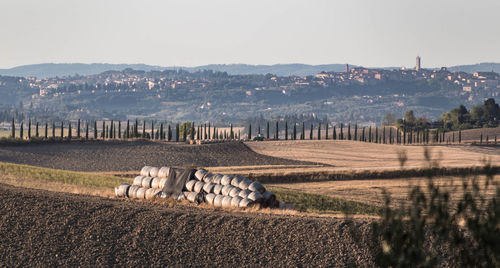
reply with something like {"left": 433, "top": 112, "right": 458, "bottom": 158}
{"left": 115, "top": 166, "right": 278, "bottom": 209}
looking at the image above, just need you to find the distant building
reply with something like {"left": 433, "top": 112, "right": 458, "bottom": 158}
{"left": 416, "top": 56, "right": 421, "bottom": 71}
{"left": 345, "top": 64, "right": 349, "bottom": 73}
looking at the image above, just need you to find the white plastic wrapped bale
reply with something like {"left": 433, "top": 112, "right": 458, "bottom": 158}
{"left": 157, "top": 167, "right": 171, "bottom": 179}
{"left": 185, "top": 180, "right": 197, "bottom": 192}
{"left": 221, "top": 185, "right": 234, "bottom": 196}
{"left": 231, "top": 175, "right": 244, "bottom": 187}
{"left": 148, "top": 167, "right": 159, "bottom": 178}
{"left": 229, "top": 187, "right": 241, "bottom": 198}
{"left": 135, "top": 187, "right": 147, "bottom": 199}
{"left": 128, "top": 185, "right": 140, "bottom": 199}
{"left": 238, "top": 178, "right": 252, "bottom": 190}
{"left": 248, "top": 191, "right": 264, "bottom": 203}
{"left": 140, "top": 166, "right": 152, "bottom": 177}
{"left": 141, "top": 177, "right": 153, "bottom": 188}
{"left": 193, "top": 181, "right": 205, "bottom": 193}
{"left": 151, "top": 177, "right": 160, "bottom": 189}
{"left": 231, "top": 196, "right": 243, "bottom": 207}
{"left": 212, "top": 174, "right": 223, "bottom": 185}
{"left": 204, "top": 193, "right": 216, "bottom": 205}
{"left": 202, "top": 182, "right": 215, "bottom": 194}
{"left": 133, "top": 176, "right": 144, "bottom": 186}
{"left": 213, "top": 195, "right": 224, "bottom": 207}
{"left": 203, "top": 173, "right": 214, "bottom": 183}
{"left": 238, "top": 189, "right": 252, "bottom": 199}
{"left": 145, "top": 188, "right": 162, "bottom": 199}
{"left": 239, "top": 198, "right": 255, "bottom": 208}
{"left": 194, "top": 169, "right": 207, "bottom": 181}
{"left": 221, "top": 196, "right": 233, "bottom": 208}
{"left": 115, "top": 183, "right": 130, "bottom": 198}
{"left": 220, "top": 175, "right": 233, "bottom": 186}
{"left": 158, "top": 177, "right": 168, "bottom": 189}
{"left": 248, "top": 181, "right": 266, "bottom": 193}
{"left": 213, "top": 184, "right": 223, "bottom": 195}
{"left": 183, "top": 192, "right": 203, "bottom": 204}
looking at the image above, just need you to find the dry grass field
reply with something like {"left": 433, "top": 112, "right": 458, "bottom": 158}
{"left": 269, "top": 175, "right": 500, "bottom": 208}
{"left": 245, "top": 140, "right": 500, "bottom": 174}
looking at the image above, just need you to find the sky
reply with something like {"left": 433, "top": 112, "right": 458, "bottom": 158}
{"left": 1, "top": 0, "right": 500, "bottom": 69}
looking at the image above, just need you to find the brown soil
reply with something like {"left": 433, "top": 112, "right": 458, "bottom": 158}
{"left": 0, "top": 183, "right": 373, "bottom": 267}
{"left": 0, "top": 140, "right": 311, "bottom": 172}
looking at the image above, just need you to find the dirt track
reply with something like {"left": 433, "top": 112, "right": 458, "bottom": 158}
{"left": 0, "top": 140, "right": 311, "bottom": 172}
{"left": 0, "top": 183, "right": 373, "bottom": 267}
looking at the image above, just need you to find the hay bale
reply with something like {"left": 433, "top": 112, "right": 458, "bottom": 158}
{"left": 136, "top": 187, "right": 147, "bottom": 199}
{"left": 221, "top": 175, "right": 233, "bottom": 186}
{"left": 221, "top": 185, "right": 234, "bottom": 196}
{"left": 247, "top": 191, "right": 264, "bottom": 203}
{"left": 148, "top": 167, "right": 159, "bottom": 178}
{"left": 238, "top": 189, "right": 252, "bottom": 199}
{"left": 231, "top": 176, "right": 244, "bottom": 187}
{"left": 114, "top": 183, "right": 130, "bottom": 198}
{"left": 203, "top": 182, "right": 215, "bottom": 194}
{"left": 204, "top": 193, "right": 216, "bottom": 205}
{"left": 221, "top": 196, "right": 233, "bottom": 208}
{"left": 140, "top": 166, "right": 152, "bottom": 177}
{"left": 193, "top": 181, "right": 205, "bottom": 193}
{"left": 248, "top": 181, "right": 266, "bottom": 193}
{"left": 229, "top": 187, "right": 241, "bottom": 198}
{"left": 185, "top": 180, "right": 197, "bottom": 192}
{"left": 133, "top": 176, "right": 144, "bottom": 186}
{"left": 151, "top": 177, "right": 160, "bottom": 189}
{"left": 128, "top": 185, "right": 140, "bottom": 198}
{"left": 213, "top": 184, "right": 224, "bottom": 195}
{"left": 213, "top": 195, "right": 224, "bottom": 207}
{"left": 158, "top": 177, "right": 168, "bottom": 189}
{"left": 157, "top": 167, "right": 171, "bottom": 178}
{"left": 238, "top": 178, "right": 252, "bottom": 190}
{"left": 176, "top": 193, "right": 186, "bottom": 201}
{"left": 183, "top": 191, "right": 203, "bottom": 204}
{"left": 231, "top": 196, "right": 243, "bottom": 207}
{"left": 195, "top": 169, "right": 208, "bottom": 181}
{"left": 212, "top": 174, "right": 223, "bottom": 184}
{"left": 145, "top": 188, "right": 161, "bottom": 199}
{"left": 263, "top": 190, "right": 276, "bottom": 206}
{"left": 239, "top": 198, "right": 255, "bottom": 208}
{"left": 141, "top": 177, "right": 153, "bottom": 188}
{"left": 203, "top": 173, "right": 214, "bottom": 183}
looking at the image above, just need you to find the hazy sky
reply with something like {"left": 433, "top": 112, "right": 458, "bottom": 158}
{"left": 1, "top": 0, "right": 499, "bottom": 69}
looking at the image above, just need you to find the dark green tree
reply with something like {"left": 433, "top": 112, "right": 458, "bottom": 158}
{"left": 151, "top": 121, "right": 154, "bottom": 140}
{"left": 230, "top": 124, "right": 234, "bottom": 139}
{"left": 285, "top": 121, "right": 288, "bottom": 140}
{"left": 61, "top": 121, "right": 64, "bottom": 139}
{"left": 310, "top": 124, "right": 313, "bottom": 140}
{"left": 68, "top": 122, "right": 72, "bottom": 140}
{"left": 142, "top": 120, "right": 146, "bottom": 138}
{"left": 168, "top": 124, "right": 172, "bottom": 141}
{"left": 340, "top": 123, "right": 344, "bottom": 140}
{"left": 94, "top": 121, "right": 98, "bottom": 139}
{"left": 20, "top": 121, "right": 24, "bottom": 139}
{"left": 85, "top": 121, "right": 89, "bottom": 140}
{"left": 28, "top": 119, "right": 31, "bottom": 139}
{"left": 11, "top": 118, "right": 15, "bottom": 138}
{"left": 318, "top": 123, "right": 321, "bottom": 140}
{"left": 77, "top": 119, "right": 81, "bottom": 138}
{"left": 266, "top": 122, "right": 270, "bottom": 139}
{"left": 275, "top": 121, "right": 279, "bottom": 140}
{"left": 348, "top": 123, "right": 351, "bottom": 140}
{"left": 44, "top": 122, "right": 48, "bottom": 139}
{"left": 293, "top": 123, "right": 297, "bottom": 140}
{"left": 354, "top": 124, "right": 358, "bottom": 141}
{"left": 118, "top": 121, "right": 121, "bottom": 139}
{"left": 52, "top": 122, "right": 56, "bottom": 138}
{"left": 248, "top": 123, "right": 252, "bottom": 140}
{"left": 301, "top": 122, "right": 305, "bottom": 140}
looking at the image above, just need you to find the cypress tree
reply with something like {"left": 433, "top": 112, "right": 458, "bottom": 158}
{"left": 348, "top": 124, "right": 351, "bottom": 140}
{"left": 20, "top": 121, "right": 24, "bottom": 139}
{"left": 151, "top": 121, "right": 154, "bottom": 140}
{"left": 383, "top": 127, "right": 386, "bottom": 144}
{"left": 106, "top": 125, "right": 110, "bottom": 139}
{"left": 28, "top": 119, "right": 31, "bottom": 139}
{"left": 110, "top": 120, "right": 114, "bottom": 139}
{"left": 495, "top": 135, "right": 497, "bottom": 144}
{"left": 375, "top": 127, "right": 378, "bottom": 144}
{"left": 176, "top": 123, "right": 179, "bottom": 142}
{"left": 354, "top": 124, "right": 358, "bottom": 141}
{"left": 403, "top": 127, "right": 406, "bottom": 144}
{"left": 452, "top": 133, "right": 454, "bottom": 143}
{"left": 197, "top": 125, "right": 200, "bottom": 140}
{"left": 11, "top": 118, "right": 15, "bottom": 138}
{"left": 293, "top": 123, "right": 297, "bottom": 140}
{"left": 159, "top": 123, "right": 164, "bottom": 140}
{"left": 230, "top": 124, "right": 234, "bottom": 139}
{"left": 458, "top": 130, "right": 462, "bottom": 144}
{"left": 248, "top": 123, "right": 252, "bottom": 140}
{"left": 213, "top": 125, "right": 217, "bottom": 140}
{"left": 285, "top": 121, "right": 288, "bottom": 140}
{"left": 362, "top": 127, "right": 365, "bottom": 142}
{"left": 257, "top": 124, "right": 261, "bottom": 135}
{"left": 85, "top": 122, "right": 89, "bottom": 140}
{"left": 486, "top": 135, "right": 489, "bottom": 144}
{"left": 61, "top": 121, "right": 64, "bottom": 139}
{"left": 389, "top": 128, "right": 392, "bottom": 144}
{"left": 168, "top": 124, "right": 172, "bottom": 141}
{"left": 68, "top": 122, "right": 72, "bottom": 140}
{"left": 266, "top": 122, "right": 270, "bottom": 139}
{"left": 340, "top": 123, "right": 344, "bottom": 140}
{"left": 142, "top": 120, "right": 146, "bottom": 138}
{"left": 101, "top": 121, "right": 105, "bottom": 138}
{"left": 45, "top": 122, "right": 48, "bottom": 139}
{"left": 118, "top": 121, "right": 121, "bottom": 139}
{"left": 203, "top": 124, "right": 207, "bottom": 140}
{"left": 77, "top": 119, "right": 81, "bottom": 138}
{"left": 333, "top": 126, "right": 337, "bottom": 140}
{"left": 94, "top": 121, "right": 97, "bottom": 139}
{"left": 301, "top": 122, "right": 305, "bottom": 140}
{"left": 309, "top": 124, "right": 313, "bottom": 140}
{"left": 480, "top": 133, "right": 483, "bottom": 144}
{"left": 183, "top": 124, "right": 187, "bottom": 141}
{"left": 36, "top": 122, "right": 39, "bottom": 137}
{"left": 325, "top": 123, "right": 329, "bottom": 140}
{"left": 275, "top": 121, "right": 279, "bottom": 140}
{"left": 52, "top": 122, "right": 56, "bottom": 138}
{"left": 317, "top": 123, "right": 321, "bottom": 140}
{"left": 208, "top": 122, "right": 211, "bottom": 140}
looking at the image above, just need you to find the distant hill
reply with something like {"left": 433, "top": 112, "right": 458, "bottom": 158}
{"left": 1, "top": 62, "right": 499, "bottom": 78}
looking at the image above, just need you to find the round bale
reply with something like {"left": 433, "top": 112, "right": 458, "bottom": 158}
{"left": 204, "top": 193, "right": 216, "bottom": 205}
{"left": 141, "top": 177, "right": 153, "bottom": 188}
{"left": 229, "top": 187, "right": 241, "bottom": 198}
{"left": 140, "top": 166, "right": 152, "bottom": 177}
{"left": 238, "top": 178, "right": 252, "bottom": 190}
{"left": 193, "top": 181, "right": 205, "bottom": 193}
{"left": 185, "top": 180, "right": 197, "bottom": 192}
{"left": 203, "top": 182, "right": 215, "bottom": 194}
{"left": 136, "top": 187, "right": 147, "bottom": 199}
{"left": 148, "top": 167, "right": 159, "bottom": 178}
{"left": 248, "top": 191, "right": 264, "bottom": 203}
{"left": 231, "top": 196, "right": 243, "bottom": 207}
{"left": 220, "top": 175, "right": 233, "bottom": 186}
{"left": 221, "top": 196, "right": 233, "bottom": 208}
{"left": 213, "top": 184, "right": 224, "bottom": 195}
{"left": 239, "top": 198, "right": 255, "bottom": 208}
{"left": 151, "top": 177, "right": 160, "bottom": 189}
{"left": 195, "top": 169, "right": 208, "bottom": 181}
{"left": 157, "top": 167, "right": 171, "bottom": 178}
{"left": 238, "top": 189, "right": 252, "bottom": 199}
{"left": 203, "top": 173, "right": 215, "bottom": 183}
{"left": 213, "top": 195, "right": 224, "bottom": 207}
{"left": 115, "top": 183, "right": 130, "bottom": 198}
{"left": 231, "top": 176, "right": 243, "bottom": 187}
{"left": 133, "top": 176, "right": 144, "bottom": 186}
{"left": 248, "top": 181, "right": 266, "bottom": 193}
{"left": 158, "top": 177, "right": 168, "bottom": 189}
{"left": 221, "top": 185, "right": 234, "bottom": 196}
{"left": 212, "top": 174, "right": 223, "bottom": 184}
